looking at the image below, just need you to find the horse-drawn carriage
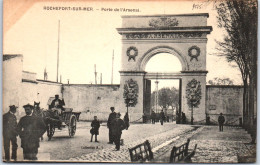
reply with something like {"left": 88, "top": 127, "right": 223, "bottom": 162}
{"left": 46, "top": 108, "right": 81, "bottom": 140}
{"left": 33, "top": 99, "right": 81, "bottom": 141}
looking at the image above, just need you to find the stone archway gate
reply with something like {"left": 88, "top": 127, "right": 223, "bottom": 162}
{"left": 116, "top": 14, "right": 212, "bottom": 123}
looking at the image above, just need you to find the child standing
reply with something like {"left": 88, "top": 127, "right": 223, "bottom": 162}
{"left": 90, "top": 116, "right": 100, "bottom": 142}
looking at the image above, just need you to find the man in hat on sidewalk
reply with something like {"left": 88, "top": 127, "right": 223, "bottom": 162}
{"left": 17, "top": 103, "right": 46, "bottom": 160}
{"left": 218, "top": 113, "right": 225, "bottom": 132}
{"left": 3, "top": 105, "right": 18, "bottom": 161}
{"left": 107, "top": 107, "right": 116, "bottom": 144}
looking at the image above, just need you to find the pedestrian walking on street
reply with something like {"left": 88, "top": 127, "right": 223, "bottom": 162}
{"left": 3, "top": 105, "right": 18, "bottom": 161}
{"left": 123, "top": 112, "right": 130, "bottom": 130}
{"left": 107, "top": 107, "right": 116, "bottom": 144}
{"left": 151, "top": 110, "right": 156, "bottom": 124}
{"left": 111, "top": 113, "right": 126, "bottom": 151}
{"left": 218, "top": 113, "right": 225, "bottom": 132}
{"left": 90, "top": 116, "right": 100, "bottom": 142}
{"left": 160, "top": 110, "right": 165, "bottom": 125}
{"left": 182, "top": 112, "right": 186, "bottom": 124}
{"left": 17, "top": 104, "right": 46, "bottom": 160}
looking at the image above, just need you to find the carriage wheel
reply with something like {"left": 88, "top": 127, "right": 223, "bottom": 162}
{"left": 68, "top": 115, "right": 77, "bottom": 137}
{"left": 47, "top": 124, "right": 55, "bottom": 141}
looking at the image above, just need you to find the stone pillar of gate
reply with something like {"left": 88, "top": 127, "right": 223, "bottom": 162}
{"left": 117, "top": 14, "right": 212, "bottom": 123}
{"left": 118, "top": 71, "right": 145, "bottom": 122}
{"left": 181, "top": 72, "right": 207, "bottom": 123}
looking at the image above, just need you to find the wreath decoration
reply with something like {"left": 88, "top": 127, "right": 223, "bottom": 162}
{"left": 127, "top": 46, "right": 138, "bottom": 61}
{"left": 123, "top": 79, "right": 139, "bottom": 107}
{"left": 186, "top": 79, "right": 202, "bottom": 108}
{"left": 188, "top": 46, "right": 200, "bottom": 61}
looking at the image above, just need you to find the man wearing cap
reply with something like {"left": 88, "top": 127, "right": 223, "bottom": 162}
{"left": 3, "top": 105, "right": 18, "bottom": 161}
{"left": 111, "top": 113, "right": 126, "bottom": 151}
{"left": 107, "top": 107, "right": 116, "bottom": 144}
{"left": 17, "top": 104, "right": 46, "bottom": 160}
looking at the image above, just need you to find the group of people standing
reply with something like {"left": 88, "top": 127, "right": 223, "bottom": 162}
{"left": 150, "top": 110, "right": 166, "bottom": 125}
{"left": 3, "top": 94, "right": 65, "bottom": 161}
{"left": 3, "top": 104, "right": 46, "bottom": 161}
{"left": 89, "top": 107, "right": 129, "bottom": 151}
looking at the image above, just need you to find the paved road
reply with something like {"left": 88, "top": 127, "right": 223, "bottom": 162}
{"left": 8, "top": 122, "right": 254, "bottom": 163}
{"left": 158, "top": 125, "right": 254, "bottom": 163}
{"left": 12, "top": 121, "right": 194, "bottom": 161}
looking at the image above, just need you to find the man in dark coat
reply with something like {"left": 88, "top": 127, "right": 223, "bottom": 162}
{"left": 182, "top": 112, "right": 186, "bottom": 124}
{"left": 151, "top": 111, "right": 156, "bottom": 124}
{"left": 111, "top": 113, "right": 126, "bottom": 151}
{"left": 218, "top": 113, "right": 225, "bottom": 132}
{"left": 3, "top": 105, "right": 18, "bottom": 161}
{"left": 50, "top": 94, "right": 65, "bottom": 110}
{"left": 17, "top": 104, "right": 46, "bottom": 160}
{"left": 107, "top": 107, "right": 116, "bottom": 144}
{"left": 160, "top": 110, "right": 165, "bottom": 125}
{"left": 90, "top": 116, "right": 100, "bottom": 142}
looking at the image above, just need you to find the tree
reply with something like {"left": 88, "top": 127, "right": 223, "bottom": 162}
{"left": 151, "top": 87, "right": 179, "bottom": 110}
{"left": 214, "top": 0, "right": 257, "bottom": 139}
{"left": 208, "top": 77, "right": 234, "bottom": 85}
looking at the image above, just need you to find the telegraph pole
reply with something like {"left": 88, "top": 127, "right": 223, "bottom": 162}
{"left": 94, "top": 64, "right": 97, "bottom": 84}
{"left": 56, "top": 20, "right": 60, "bottom": 82}
{"left": 100, "top": 73, "right": 102, "bottom": 84}
{"left": 155, "top": 73, "right": 159, "bottom": 113}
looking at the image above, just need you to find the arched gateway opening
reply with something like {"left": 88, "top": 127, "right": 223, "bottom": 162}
{"left": 117, "top": 14, "right": 212, "bottom": 123}
{"left": 144, "top": 53, "right": 183, "bottom": 123}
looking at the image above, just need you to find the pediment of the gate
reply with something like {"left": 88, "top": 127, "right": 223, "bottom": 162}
{"left": 121, "top": 13, "right": 209, "bottom": 28}
{"left": 117, "top": 14, "right": 212, "bottom": 72}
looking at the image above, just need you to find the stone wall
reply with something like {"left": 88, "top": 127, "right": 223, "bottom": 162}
{"left": 206, "top": 85, "right": 243, "bottom": 125}
{"left": 3, "top": 54, "right": 63, "bottom": 118}
{"left": 36, "top": 80, "right": 62, "bottom": 109}
{"left": 63, "top": 84, "right": 120, "bottom": 121}
{"left": 3, "top": 55, "right": 23, "bottom": 115}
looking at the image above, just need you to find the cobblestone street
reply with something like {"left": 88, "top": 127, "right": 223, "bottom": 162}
{"left": 69, "top": 123, "right": 255, "bottom": 163}
{"left": 69, "top": 122, "right": 196, "bottom": 162}
{"left": 11, "top": 122, "right": 255, "bottom": 163}
{"left": 158, "top": 125, "right": 256, "bottom": 163}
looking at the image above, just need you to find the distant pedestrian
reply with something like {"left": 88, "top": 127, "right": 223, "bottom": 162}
{"left": 111, "top": 113, "right": 126, "bottom": 151}
{"left": 182, "top": 112, "right": 186, "bottom": 124}
{"left": 250, "top": 117, "right": 257, "bottom": 144}
{"left": 90, "top": 116, "right": 100, "bottom": 142}
{"left": 3, "top": 105, "right": 18, "bottom": 161}
{"left": 160, "top": 110, "right": 165, "bottom": 125}
{"left": 17, "top": 104, "right": 46, "bottom": 160}
{"left": 151, "top": 111, "right": 156, "bottom": 124}
{"left": 218, "top": 113, "right": 225, "bottom": 132}
{"left": 107, "top": 107, "right": 116, "bottom": 144}
{"left": 123, "top": 112, "right": 130, "bottom": 130}
{"left": 142, "top": 113, "right": 147, "bottom": 123}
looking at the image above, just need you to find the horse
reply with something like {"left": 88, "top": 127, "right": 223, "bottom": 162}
{"left": 33, "top": 101, "right": 61, "bottom": 141}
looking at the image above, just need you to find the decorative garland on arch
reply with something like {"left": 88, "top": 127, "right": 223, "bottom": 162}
{"left": 127, "top": 46, "right": 138, "bottom": 61}
{"left": 188, "top": 46, "right": 200, "bottom": 61}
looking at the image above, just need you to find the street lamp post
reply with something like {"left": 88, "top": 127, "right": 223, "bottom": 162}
{"left": 125, "top": 98, "right": 130, "bottom": 113}
{"left": 191, "top": 105, "right": 194, "bottom": 125}
{"left": 190, "top": 97, "right": 195, "bottom": 125}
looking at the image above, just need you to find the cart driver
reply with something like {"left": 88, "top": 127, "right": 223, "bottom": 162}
{"left": 50, "top": 94, "right": 65, "bottom": 116}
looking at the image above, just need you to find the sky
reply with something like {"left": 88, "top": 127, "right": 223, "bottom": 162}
{"left": 3, "top": 0, "right": 242, "bottom": 87}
